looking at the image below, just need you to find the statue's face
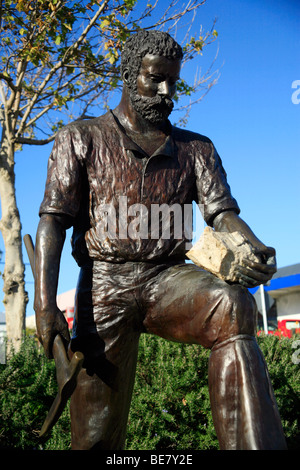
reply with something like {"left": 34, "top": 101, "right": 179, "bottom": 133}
{"left": 128, "top": 53, "right": 181, "bottom": 124}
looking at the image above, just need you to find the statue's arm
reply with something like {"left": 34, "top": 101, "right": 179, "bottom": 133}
{"left": 212, "top": 210, "right": 277, "bottom": 287}
{"left": 34, "top": 213, "right": 71, "bottom": 358}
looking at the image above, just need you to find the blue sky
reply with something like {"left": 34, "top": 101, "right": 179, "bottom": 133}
{"left": 0, "top": 0, "right": 299, "bottom": 317}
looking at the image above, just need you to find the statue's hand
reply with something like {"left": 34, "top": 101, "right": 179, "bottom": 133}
{"left": 234, "top": 245, "right": 277, "bottom": 288}
{"left": 36, "top": 306, "right": 70, "bottom": 359}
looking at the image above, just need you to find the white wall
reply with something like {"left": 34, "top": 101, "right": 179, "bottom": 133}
{"left": 0, "top": 324, "right": 6, "bottom": 364}
{"left": 276, "top": 292, "right": 300, "bottom": 321}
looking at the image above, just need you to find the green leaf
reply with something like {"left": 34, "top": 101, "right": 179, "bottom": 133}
{"left": 100, "top": 19, "right": 110, "bottom": 29}
{"left": 63, "top": 23, "right": 72, "bottom": 31}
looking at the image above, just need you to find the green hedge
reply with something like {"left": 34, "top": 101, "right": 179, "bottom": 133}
{"left": 127, "top": 335, "right": 217, "bottom": 450}
{"left": 0, "top": 334, "right": 299, "bottom": 450}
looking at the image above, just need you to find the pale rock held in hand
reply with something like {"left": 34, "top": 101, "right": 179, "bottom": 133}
{"left": 186, "top": 226, "right": 261, "bottom": 283}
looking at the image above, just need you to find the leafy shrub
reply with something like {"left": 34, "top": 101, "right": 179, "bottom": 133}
{"left": 257, "top": 334, "right": 300, "bottom": 449}
{"left": 0, "top": 333, "right": 299, "bottom": 450}
{"left": 0, "top": 335, "right": 70, "bottom": 450}
{"left": 126, "top": 335, "right": 217, "bottom": 450}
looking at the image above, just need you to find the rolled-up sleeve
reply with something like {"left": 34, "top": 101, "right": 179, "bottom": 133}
{"left": 39, "top": 126, "right": 82, "bottom": 219}
{"left": 195, "top": 142, "right": 240, "bottom": 226}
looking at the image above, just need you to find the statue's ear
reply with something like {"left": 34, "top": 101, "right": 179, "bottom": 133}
{"left": 122, "top": 68, "right": 130, "bottom": 85}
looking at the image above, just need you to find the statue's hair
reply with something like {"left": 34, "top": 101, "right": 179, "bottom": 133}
{"left": 121, "top": 30, "right": 183, "bottom": 86}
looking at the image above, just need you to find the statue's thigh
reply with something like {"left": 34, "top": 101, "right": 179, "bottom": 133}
{"left": 142, "top": 263, "right": 257, "bottom": 348}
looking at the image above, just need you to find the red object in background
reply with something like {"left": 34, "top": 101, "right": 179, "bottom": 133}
{"left": 65, "top": 306, "right": 74, "bottom": 330}
{"left": 257, "top": 319, "right": 300, "bottom": 338}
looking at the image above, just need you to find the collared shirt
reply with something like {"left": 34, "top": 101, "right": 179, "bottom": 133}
{"left": 39, "top": 110, "right": 239, "bottom": 265}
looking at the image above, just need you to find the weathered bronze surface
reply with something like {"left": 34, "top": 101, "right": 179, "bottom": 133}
{"left": 34, "top": 30, "right": 287, "bottom": 450}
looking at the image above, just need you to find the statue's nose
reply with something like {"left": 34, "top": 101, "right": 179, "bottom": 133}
{"left": 158, "top": 80, "right": 171, "bottom": 97}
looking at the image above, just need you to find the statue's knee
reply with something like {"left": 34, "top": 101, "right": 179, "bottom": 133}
{"left": 216, "top": 284, "right": 257, "bottom": 343}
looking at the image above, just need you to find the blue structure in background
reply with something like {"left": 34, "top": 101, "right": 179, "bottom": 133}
{"left": 250, "top": 264, "right": 300, "bottom": 329}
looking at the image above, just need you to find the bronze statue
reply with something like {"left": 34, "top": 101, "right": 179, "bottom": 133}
{"left": 34, "top": 30, "right": 287, "bottom": 450}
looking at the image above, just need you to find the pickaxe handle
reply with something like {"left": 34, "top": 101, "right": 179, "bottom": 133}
{"left": 23, "top": 234, "right": 84, "bottom": 438}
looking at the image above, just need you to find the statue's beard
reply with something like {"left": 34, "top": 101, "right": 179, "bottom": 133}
{"left": 129, "top": 90, "right": 174, "bottom": 124}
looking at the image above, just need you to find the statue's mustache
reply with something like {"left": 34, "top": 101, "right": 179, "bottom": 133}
{"left": 131, "top": 93, "right": 174, "bottom": 111}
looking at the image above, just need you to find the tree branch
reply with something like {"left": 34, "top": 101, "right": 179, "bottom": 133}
{"left": 16, "top": 135, "right": 55, "bottom": 146}
{"left": 0, "top": 73, "right": 17, "bottom": 92}
{"left": 15, "top": 0, "right": 110, "bottom": 140}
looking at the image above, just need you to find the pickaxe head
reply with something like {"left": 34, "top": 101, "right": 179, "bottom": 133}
{"left": 39, "top": 335, "right": 84, "bottom": 438}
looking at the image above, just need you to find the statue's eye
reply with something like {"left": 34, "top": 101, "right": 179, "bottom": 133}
{"left": 150, "top": 75, "right": 163, "bottom": 83}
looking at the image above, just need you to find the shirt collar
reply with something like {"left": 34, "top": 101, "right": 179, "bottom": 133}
{"left": 110, "top": 109, "right": 176, "bottom": 159}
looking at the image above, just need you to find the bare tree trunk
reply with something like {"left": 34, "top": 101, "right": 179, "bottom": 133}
{"left": 0, "top": 132, "right": 27, "bottom": 355}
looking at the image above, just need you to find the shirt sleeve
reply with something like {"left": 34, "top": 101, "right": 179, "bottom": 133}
{"left": 39, "top": 125, "right": 83, "bottom": 219}
{"left": 195, "top": 141, "right": 240, "bottom": 226}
